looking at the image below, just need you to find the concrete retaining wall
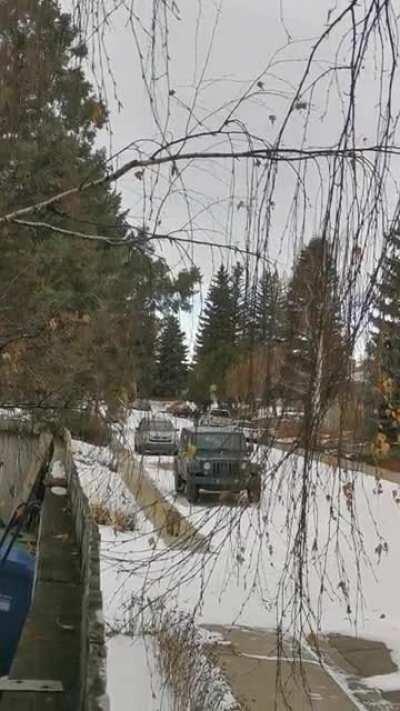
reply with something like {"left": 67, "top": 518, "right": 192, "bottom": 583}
{"left": 0, "top": 419, "right": 51, "bottom": 522}
{"left": 0, "top": 421, "right": 108, "bottom": 711}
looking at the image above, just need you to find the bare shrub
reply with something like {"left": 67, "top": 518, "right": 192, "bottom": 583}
{"left": 67, "top": 411, "right": 112, "bottom": 447}
{"left": 90, "top": 501, "right": 136, "bottom": 532}
{"left": 148, "top": 605, "right": 241, "bottom": 711}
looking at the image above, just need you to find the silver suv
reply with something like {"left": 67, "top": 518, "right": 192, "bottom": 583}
{"left": 135, "top": 416, "right": 178, "bottom": 455}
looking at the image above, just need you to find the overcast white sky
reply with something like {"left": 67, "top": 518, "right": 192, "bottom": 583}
{"left": 85, "top": 0, "right": 336, "bottom": 267}
{"left": 63, "top": 0, "right": 400, "bottom": 349}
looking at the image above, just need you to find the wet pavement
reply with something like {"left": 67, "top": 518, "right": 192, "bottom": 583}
{"left": 202, "top": 625, "right": 400, "bottom": 710}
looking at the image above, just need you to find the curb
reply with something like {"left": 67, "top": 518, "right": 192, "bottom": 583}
{"left": 275, "top": 441, "right": 393, "bottom": 481}
{"left": 113, "top": 442, "right": 209, "bottom": 551}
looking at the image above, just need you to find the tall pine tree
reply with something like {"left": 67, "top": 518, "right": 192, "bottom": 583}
{"left": 370, "top": 233, "right": 400, "bottom": 451}
{"left": 231, "top": 261, "right": 245, "bottom": 344}
{"left": 224, "top": 267, "right": 286, "bottom": 406}
{"left": 156, "top": 315, "right": 188, "bottom": 398}
{"left": 0, "top": 1, "right": 199, "bottom": 421}
{"left": 191, "top": 265, "right": 236, "bottom": 401}
{"left": 255, "top": 269, "right": 286, "bottom": 345}
{"left": 131, "top": 257, "right": 199, "bottom": 398}
{"left": 0, "top": 0, "right": 135, "bottom": 418}
{"left": 285, "top": 238, "right": 346, "bottom": 424}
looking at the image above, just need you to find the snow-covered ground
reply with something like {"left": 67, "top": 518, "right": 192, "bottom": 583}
{"left": 73, "top": 414, "right": 400, "bottom": 708}
{"left": 72, "top": 440, "right": 132, "bottom": 515}
{"left": 113, "top": 448, "right": 400, "bottom": 640}
{"left": 106, "top": 635, "right": 174, "bottom": 710}
{"left": 73, "top": 438, "right": 176, "bottom": 709}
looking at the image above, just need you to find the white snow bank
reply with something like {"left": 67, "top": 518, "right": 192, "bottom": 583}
{"left": 107, "top": 635, "right": 174, "bottom": 711}
{"left": 72, "top": 439, "right": 137, "bottom": 516}
{"left": 362, "top": 671, "right": 400, "bottom": 692}
{"left": 73, "top": 440, "right": 173, "bottom": 710}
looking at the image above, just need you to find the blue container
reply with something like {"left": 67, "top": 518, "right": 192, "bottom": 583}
{"left": 0, "top": 540, "right": 35, "bottom": 676}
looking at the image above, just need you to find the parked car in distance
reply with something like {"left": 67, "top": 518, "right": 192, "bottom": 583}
{"left": 174, "top": 426, "right": 261, "bottom": 503}
{"left": 166, "top": 401, "right": 198, "bottom": 418}
{"left": 135, "top": 416, "right": 178, "bottom": 455}
{"left": 199, "top": 408, "right": 233, "bottom": 427}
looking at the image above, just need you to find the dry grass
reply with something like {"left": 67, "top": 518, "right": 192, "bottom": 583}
{"left": 274, "top": 420, "right": 302, "bottom": 440}
{"left": 90, "top": 501, "right": 136, "bottom": 532}
{"left": 147, "top": 606, "right": 241, "bottom": 711}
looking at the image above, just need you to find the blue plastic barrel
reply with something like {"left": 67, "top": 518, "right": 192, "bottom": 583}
{"left": 0, "top": 540, "right": 35, "bottom": 676}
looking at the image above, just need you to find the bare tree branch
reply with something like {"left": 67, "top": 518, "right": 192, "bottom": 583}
{"left": 1, "top": 142, "right": 395, "bottom": 227}
{"left": 12, "top": 217, "right": 272, "bottom": 262}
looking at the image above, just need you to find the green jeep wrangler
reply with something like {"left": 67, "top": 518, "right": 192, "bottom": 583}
{"left": 174, "top": 426, "right": 261, "bottom": 503}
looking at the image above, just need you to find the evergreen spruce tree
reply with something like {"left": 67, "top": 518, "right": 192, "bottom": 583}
{"left": 0, "top": 0, "right": 134, "bottom": 418}
{"left": 131, "top": 258, "right": 199, "bottom": 398}
{"left": 156, "top": 315, "right": 188, "bottom": 398}
{"left": 285, "top": 238, "right": 345, "bottom": 423}
{"left": 238, "top": 261, "right": 258, "bottom": 352}
{"left": 370, "top": 234, "right": 400, "bottom": 450}
{"left": 244, "top": 268, "right": 286, "bottom": 406}
{"left": 191, "top": 265, "right": 236, "bottom": 401}
{"left": 0, "top": 1, "right": 199, "bottom": 421}
{"left": 231, "top": 261, "right": 245, "bottom": 344}
{"left": 255, "top": 269, "right": 286, "bottom": 345}
{"left": 132, "top": 294, "right": 159, "bottom": 399}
